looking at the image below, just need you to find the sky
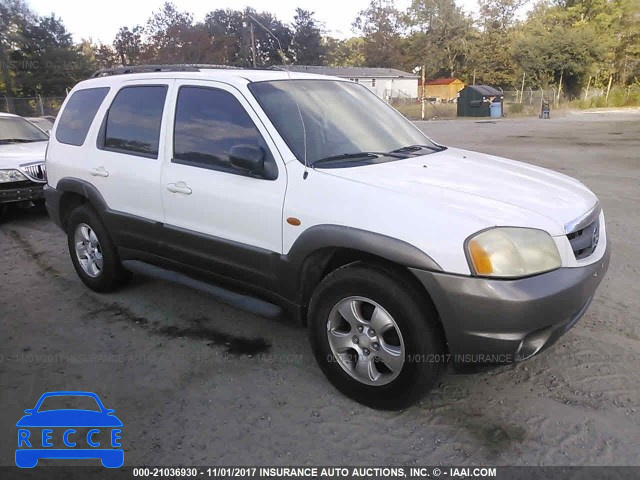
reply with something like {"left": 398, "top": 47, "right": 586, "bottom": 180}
{"left": 27, "top": 0, "right": 481, "bottom": 45}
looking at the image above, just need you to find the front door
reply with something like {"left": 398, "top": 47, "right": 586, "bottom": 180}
{"left": 159, "top": 81, "right": 287, "bottom": 287}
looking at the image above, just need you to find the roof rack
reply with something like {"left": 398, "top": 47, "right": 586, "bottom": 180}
{"left": 90, "top": 64, "right": 240, "bottom": 78}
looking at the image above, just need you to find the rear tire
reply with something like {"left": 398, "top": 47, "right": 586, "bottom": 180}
{"left": 308, "top": 262, "right": 446, "bottom": 409}
{"left": 67, "top": 204, "right": 131, "bottom": 292}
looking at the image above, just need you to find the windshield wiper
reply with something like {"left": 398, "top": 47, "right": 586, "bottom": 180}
{"left": 311, "top": 151, "right": 409, "bottom": 167}
{"left": 311, "top": 152, "right": 380, "bottom": 166}
{"left": 390, "top": 144, "right": 444, "bottom": 153}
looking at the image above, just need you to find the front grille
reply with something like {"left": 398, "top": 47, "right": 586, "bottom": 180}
{"left": 20, "top": 163, "right": 47, "bottom": 182}
{"left": 567, "top": 218, "right": 600, "bottom": 260}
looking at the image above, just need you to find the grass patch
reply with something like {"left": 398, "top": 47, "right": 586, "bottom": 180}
{"left": 570, "top": 86, "right": 640, "bottom": 109}
{"left": 394, "top": 102, "right": 457, "bottom": 120}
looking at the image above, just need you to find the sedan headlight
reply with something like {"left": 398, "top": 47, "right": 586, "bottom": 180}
{"left": 0, "top": 169, "right": 28, "bottom": 183}
{"left": 466, "top": 227, "right": 561, "bottom": 278}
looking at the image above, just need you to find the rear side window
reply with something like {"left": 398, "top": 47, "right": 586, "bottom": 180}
{"left": 173, "top": 86, "right": 269, "bottom": 173}
{"left": 56, "top": 87, "right": 109, "bottom": 146}
{"left": 103, "top": 85, "right": 167, "bottom": 158}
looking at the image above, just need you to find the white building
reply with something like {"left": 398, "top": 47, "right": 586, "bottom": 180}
{"left": 284, "top": 66, "right": 419, "bottom": 101}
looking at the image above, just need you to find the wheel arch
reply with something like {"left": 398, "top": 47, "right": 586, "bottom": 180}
{"left": 282, "top": 225, "right": 444, "bottom": 327}
{"left": 56, "top": 178, "right": 109, "bottom": 229}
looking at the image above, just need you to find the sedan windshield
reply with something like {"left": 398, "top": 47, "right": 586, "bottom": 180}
{"left": 0, "top": 116, "right": 49, "bottom": 144}
{"left": 249, "top": 79, "right": 442, "bottom": 167}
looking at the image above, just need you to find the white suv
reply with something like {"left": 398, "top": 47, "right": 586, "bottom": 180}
{"left": 44, "top": 65, "right": 610, "bottom": 409}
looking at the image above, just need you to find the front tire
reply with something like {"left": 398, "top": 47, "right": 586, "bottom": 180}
{"left": 308, "top": 262, "right": 446, "bottom": 409}
{"left": 67, "top": 204, "right": 131, "bottom": 292}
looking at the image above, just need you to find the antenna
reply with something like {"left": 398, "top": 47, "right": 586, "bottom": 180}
{"left": 246, "top": 14, "right": 309, "bottom": 178}
{"left": 246, "top": 14, "right": 287, "bottom": 66}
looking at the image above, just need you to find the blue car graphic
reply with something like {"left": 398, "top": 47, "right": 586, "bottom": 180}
{"left": 15, "top": 391, "right": 123, "bottom": 468}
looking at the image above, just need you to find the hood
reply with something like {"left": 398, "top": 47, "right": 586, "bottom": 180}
{"left": 0, "top": 141, "right": 47, "bottom": 169}
{"left": 16, "top": 410, "right": 123, "bottom": 427}
{"left": 319, "top": 147, "right": 597, "bottom": 235}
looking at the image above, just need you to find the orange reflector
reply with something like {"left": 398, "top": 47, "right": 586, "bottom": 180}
{"left": 287, "top": 217, "right": 301, "bottom": 226}
{"left": 469, "top": 240, "right": 493, "bottom": 275}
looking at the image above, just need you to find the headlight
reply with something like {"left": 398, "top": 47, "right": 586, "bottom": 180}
{"left": 0, "top": 169, "right": 28, "bottom": 183}
{"left": 466, "top": 227, "right": 561, "bottom": 278}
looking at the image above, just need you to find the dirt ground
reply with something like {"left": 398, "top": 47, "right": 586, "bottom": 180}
{"left": 1, "top": 109, "right": 639, "bottom": 467}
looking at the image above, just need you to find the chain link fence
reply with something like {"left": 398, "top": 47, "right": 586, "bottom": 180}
{"left": 2, "top": 84, "right": 637, "bottom": 121}
{"left": 1, "top": 96, "right": 66, "bottom": 117}
{"left": 501, "top": 85, "right": 639, "bottom": 114}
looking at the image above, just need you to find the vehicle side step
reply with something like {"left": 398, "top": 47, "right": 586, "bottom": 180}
{"left": 122, "top": 260, "right": 283, "bottom": 319}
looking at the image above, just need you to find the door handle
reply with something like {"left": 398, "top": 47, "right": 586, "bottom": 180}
{"left": 89, "top": 166, "right": 109, "bottom": 177}
{"left": 166, "top": 182, "right": 192, "bottom": 195}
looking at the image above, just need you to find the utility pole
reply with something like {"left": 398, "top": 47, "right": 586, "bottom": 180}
{"left": 472, "top": 69, "right": 476, "bottom": 85}
{"left": 421, "top": 65, "right": 426, "bottom": 120}
{"left": 250, "top": 22, "right": 257, "bottom": 68}
{"left": 584, "top": 75, "right": 592, "bottom": 100}
{"left": 605, "top": 74, "right": 613, "bottom": 103}
{"left": 38, "top": 94, "right": 44, "bottom": 116}
{"left": 520, "top": 72, "right": 526, "bottom": 104}
{"left": 556, "top": 71, "right": 563, "bottom": 105}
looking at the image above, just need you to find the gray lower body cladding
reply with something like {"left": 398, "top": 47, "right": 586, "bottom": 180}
{"left": 410, "top": 242, "right": 611, "bottom": 363}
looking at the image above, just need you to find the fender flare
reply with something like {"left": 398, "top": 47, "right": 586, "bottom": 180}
{"left": 278, "top": 224, "right": 442, "bottom": 304}
{"left": 56, "top": 177, "right": 109, "bottom": 213}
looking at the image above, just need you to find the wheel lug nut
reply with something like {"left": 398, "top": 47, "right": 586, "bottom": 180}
{"left": 352, "top": 336, "right": 359, "bottom": 344}
{"left": 368, "top": 328, "right": 375, "bottom": 336}
{"left": 357, "top": 326, "right": 363, "bottom": 333}
{"left": 363, "top": 348, "right": 370, "bottom": 356}
{"left": 372, "top": 342, "right": 379, "bottom": 350}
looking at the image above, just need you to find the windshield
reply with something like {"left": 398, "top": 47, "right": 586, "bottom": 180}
{"left": 248, "top": 79, "right": 440, "bottom": 167}
{"left": 0, "top": 116, "right": 49, "bottom": 144}
{"left": 26, "top": 118, "right": 53, "bottom": 133}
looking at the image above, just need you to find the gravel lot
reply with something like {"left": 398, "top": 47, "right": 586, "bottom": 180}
{"left": 1, "top": 109, "right": 639, "bottom": 467}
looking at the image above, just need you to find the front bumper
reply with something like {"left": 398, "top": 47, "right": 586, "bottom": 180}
{"left": 410, "top": 242, "right": 611, "bottom": 363}
{"left": 0, "top": 181, "right": 44, "bottom": 204}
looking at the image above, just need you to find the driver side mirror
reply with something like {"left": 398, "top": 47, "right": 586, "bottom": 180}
{"left": 229, "top": 145, "right": 264, "bottom": 176}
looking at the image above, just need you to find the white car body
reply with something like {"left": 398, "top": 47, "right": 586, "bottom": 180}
{"left": 44, "top": 68, "right": 610, "bottom": 402}
{"left": 46, "top": 70, "right": 606, "bottom": 274}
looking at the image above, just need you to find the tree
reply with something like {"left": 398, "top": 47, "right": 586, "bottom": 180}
{"left": 466, "top": 0, "right": 527, "bottom": 87}
{"left": 291, "top": 8, "right": 326, "bottom": 65}
{"left": 404, "top": 0, "right": 473, "bottom": 78}
{"left": 353, "top": 0, "right": 403, "bottom": 68}
{"left": 326, "top": 37, "right": 366, "bottom": 66}
{"left": 8, "top": 11, "right": 92, "bottom": 96}
{"left": 513, "top": 3, "right": 602, "bottom": 93}
{"left": 0, "top": 0, "right": 32, "bottom": 103}
{"left": 113, "top": 26, "right": 144, "bottom": 66}
{"left": 244, "top": 8, "right": 293, "bottom": 66}
{"left": 203, "top": 9, "right": 247, "bottom": 66}
{"left": 143, "top": 2, "right": 212, "bottom": 64}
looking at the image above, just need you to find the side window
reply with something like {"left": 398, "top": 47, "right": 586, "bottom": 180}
{"left": 103, "top": 85, "right": 167, "bottom": 158}
{"left": 173, "top": 86, "right": 271, "bottom": 174}
{"left": 56, "top": 87, "right": 109, "bottom": 146}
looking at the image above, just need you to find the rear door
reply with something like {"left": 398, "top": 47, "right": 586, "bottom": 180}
{"left": 88, "top": 80, "right": 173, "bottom": 250}
{"left": 159, "top": 80, "right": 287, "bottom": 287}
